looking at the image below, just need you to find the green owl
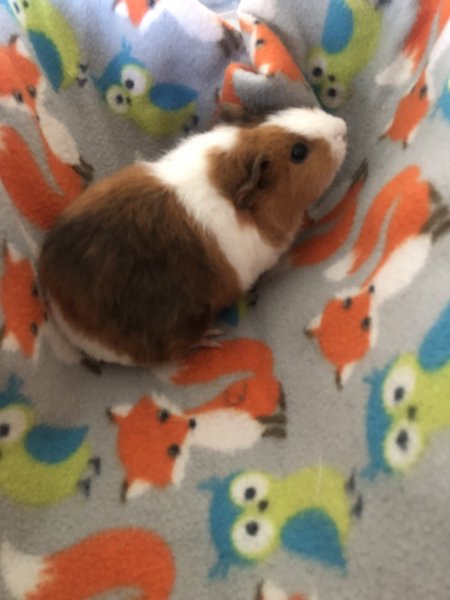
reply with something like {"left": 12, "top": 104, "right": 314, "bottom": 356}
{"left": 306, "top": 0, "right": 383, "bottom": 109}
{"left": 0, "top": 374, "right": 100, "bottom": 506}
{"left": 93, "top": 40, "right": 198, "bottom": 138}
{"left": 364, "top": 302, "right": 450, "bottom": 477}
{"left": 7, "top": 0, "right": 85, "bottom": 90}
{"left": 202, "top": 466, "right": 361, "bottom": 578}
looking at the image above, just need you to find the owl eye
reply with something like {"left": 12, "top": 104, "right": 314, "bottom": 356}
{"left": 383, "top": 364, "right": 416, "bottom": 413}
{"left": 0, "top": 408, "right": 27, "bottom": 444}
{"left": 320, "top": 80, "right": 346, "bottom": 109}
{"left": 230, "top": 473, "right": 269, "bottom": 507}
{"left": 385, "top": 421, "right": 422, "bottom": 472}
{"left": 232, "top": 516, "right": 275, "bottom": 558}
{"left": 106, "top": 85, "right": 130, "bottom": 114}
{"left": 307, "top": 53, "right": 327, "bottom": 83}
{"left": 120, "top": 65, "right": 148, "bottom": 96}
{"left": 9, "top": 0, "right": 27, "bottom": 21}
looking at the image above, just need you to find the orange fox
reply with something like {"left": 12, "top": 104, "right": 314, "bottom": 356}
{"left": 0, "top": 37, "right": 92, "bottom": 230}
{"left": 109, "top": 339, "right": 285, "bottom": 500}
{"left": 0, "top": 243, "right": 46, "bottom": 358}
{"left": 381, "top": 69, "right": 430, "bottom": 147}
{"left": 0, "top": 125, "right": 81, "bottom": 230}
{"left": 113, "top": 0, "right": 160, "bottom": 26}
{"left": 239, "top": 14, "right": 304, "bottom": 81}
{"left": 376, "top": 0, "right": 449, "bottom": 86}
{"left": 0, "top": 35, "right": 42, "bottom": 117}
{"left": 0, "top": 527, "right": 175, "bottom": 600}
{"left": 381, "top": 17, "right": 450, "bottom": 147}
{"left": 305, "top": 166, "right": 450, "bottom": 387}
{"left": 291, "top": 162, "right": 367, "bottom": 267}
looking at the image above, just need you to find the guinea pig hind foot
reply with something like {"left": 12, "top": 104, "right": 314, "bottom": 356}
{"left": 190, "top": 333, "right": 223, "bottom": 353}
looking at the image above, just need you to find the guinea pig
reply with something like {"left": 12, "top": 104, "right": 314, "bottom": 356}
{"left": 38, "top": 107, "right": 347, "bottom": 367}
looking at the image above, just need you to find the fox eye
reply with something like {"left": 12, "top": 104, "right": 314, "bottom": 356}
{"left": 167, "top": 444, "right": 180, "bottom": 458}
{"left": 361, "top": 316, "right": 371, "bottom": 331}
{"left": 158, "top": 409, "right": 170, "bottom": 423}
{"left": 13, "top": 90, "right": 23, "bottom": 103}
{"left": 342, "top": 297, "right": 352, "bottom": 309}
{"left": 27, "top": 85, "right": 36, "bottom": 98}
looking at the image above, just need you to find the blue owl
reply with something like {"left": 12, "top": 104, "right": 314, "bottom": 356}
{"left": 93, "top": 40, "right": 198, "bottom": 137}
{"left": 0, "top": 374, "right": 100, "bottom": 506}
{"left": 363, "top": 302, "right": 450, "bottom": 479}
{"left": 200, "top": 467, "right": 358, "bottom": 578}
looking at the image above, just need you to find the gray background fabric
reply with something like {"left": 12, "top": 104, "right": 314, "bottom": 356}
{"left": 1, "top": 1, "right": 450, "bottom": 599}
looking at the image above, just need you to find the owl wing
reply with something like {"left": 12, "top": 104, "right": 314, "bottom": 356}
{"left": 25, "top": 424, "right": 88, "bottom": 464}
{"left": 322, "top": 0, "right": 354, "bottom": 54}
{"left": 28, "top": 30, "right": 63, "bottom": 91}
{"left": 150, "top": 83, "right": 197, "bottom": 111}
{"left": 281, "top": 508, "right": 346, "bottom": 569}
{"left": 418, "top": 303, "right": 450, "bottom": 371}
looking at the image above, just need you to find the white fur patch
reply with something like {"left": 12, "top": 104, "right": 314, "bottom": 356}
{"left": 266, "top": 108, "right": 347, "bottom": 147}
{"left": 1, "top": 541, "right": 48, "bottom": 599}
{"left": 192, "top": 409, "right": 263, "bottom": 451}
{"left": 150, "top": 127, "right": 282, "bottom": 290}
{"left": 42, "top": 320, "right": 82, "bottom": 365}
{"left": 48, "top": 297, "right": 135, "bottom": 365}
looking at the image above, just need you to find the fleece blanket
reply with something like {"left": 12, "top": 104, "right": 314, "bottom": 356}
{"left": 1, "top": 0, "right": 450, "bottom": 598}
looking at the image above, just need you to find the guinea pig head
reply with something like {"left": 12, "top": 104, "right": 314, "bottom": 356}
{"left": 209, "top": 107, "right": 347, "bottom": 246}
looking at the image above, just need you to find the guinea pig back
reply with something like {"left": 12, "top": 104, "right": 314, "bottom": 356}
{"left": 38, "top": 107, "right": 347, "bottom": 367}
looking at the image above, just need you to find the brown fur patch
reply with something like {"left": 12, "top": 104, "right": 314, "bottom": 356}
{"left": 39, "top": 164, "right": 240, "bottom": 365}
{"left": 208, "top": 124, "right": 338, "bottom": 247}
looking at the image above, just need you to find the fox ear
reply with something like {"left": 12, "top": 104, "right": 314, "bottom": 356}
{"left": 235, "top": 154, "right": 270, "bottom": 210}
{"left": 304, "top": 314, "right": 322, "bottom": 339}
{"left": 106, "top": 404, "right": 131, "bottom": 422}
{"left": 9, "top": 34, "right": 29, "bottom": 58}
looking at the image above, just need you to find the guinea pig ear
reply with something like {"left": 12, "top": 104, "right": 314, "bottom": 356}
{"left": 235, "top": 154, "right": 269, "bottom": 209}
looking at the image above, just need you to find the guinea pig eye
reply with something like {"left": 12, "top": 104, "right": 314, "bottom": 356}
{"left": 290, "top": 142, "right": 309, "bottom": 164}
